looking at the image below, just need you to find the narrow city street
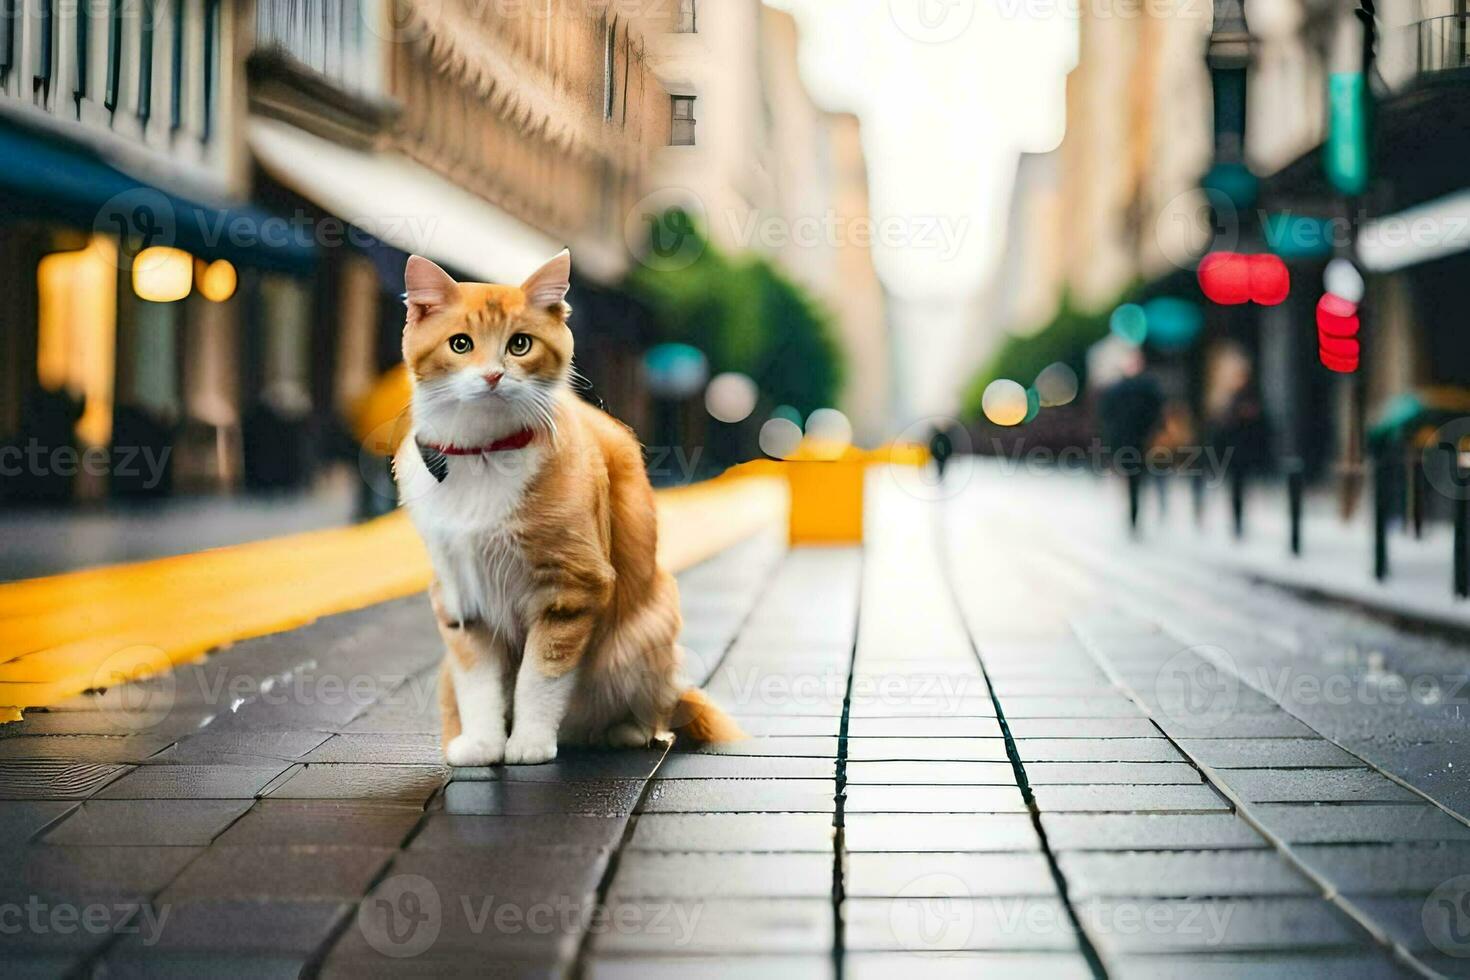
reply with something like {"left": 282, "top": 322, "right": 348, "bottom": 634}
{"left": 3, "top": 465, "right": 1467, "bottom": 977}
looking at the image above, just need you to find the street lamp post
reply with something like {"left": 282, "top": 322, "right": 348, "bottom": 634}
{"left": 1203, "top": 0, "right": 1258, "bottom": 540}
{"left": 1206, "top": 0, "right": 1252, "bottom": 170}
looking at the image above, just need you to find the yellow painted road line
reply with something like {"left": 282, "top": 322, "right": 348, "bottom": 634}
{"left": 0, "top": 473, "right": 788, "bottom": 719}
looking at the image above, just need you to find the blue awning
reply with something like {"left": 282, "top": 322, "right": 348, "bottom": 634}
{"left": 0, "top": 121, "right": 315, "bottom": 274}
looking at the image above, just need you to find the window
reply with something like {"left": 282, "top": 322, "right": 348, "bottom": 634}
{"left": 202, "top": 0, "right": 218, "bottom": 139}
{"left": 34, "top": 0, "right": 54, "bottom": 94}
{"left": 138, "top": 0, "right": 154, "bottom": 121}
{"left": 169, "top": 0, "right": 183, "bottom": 130}
{"left": 0, "top": 0, "right": 15, "bottom": 75}
{"left": 670, "top": 94, "right": 695, "bottom": 145}
{"left": 105, "top": 0, "right": 122, "bottom": 110}
{"left": 676, "top": 0, "right": 696, "bottom": 33}
{"left": 620, "top": 32, "right": 630, "bottom": 124}
{"left": 603, "top": 17, "right": 617, "bottom": 120}
{"left": 74, "top": 0, "right": 89, "bottom": 105}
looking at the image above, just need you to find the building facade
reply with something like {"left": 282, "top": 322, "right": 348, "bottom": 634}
{"left": 990, "top": 0, "right": 1470, "bottom": 503}
{"left": 1, "top": 0, "right": 675, "bottom": 505}
{"left": 0, "top": 1, "right": 305, "bottom": 501}
{"left": 641, "top": 1, "right": 891, "bottom": 443}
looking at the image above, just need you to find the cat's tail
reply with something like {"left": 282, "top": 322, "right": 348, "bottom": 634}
{"left": 671, "top": 688, "right": 745, "bottom": 743}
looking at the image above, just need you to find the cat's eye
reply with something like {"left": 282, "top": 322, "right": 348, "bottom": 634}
{"left": 507, "top": 333, "right": 533, "bottom": 357}
{"left": 448, "top": 334, "right": 473, "bottom": 354}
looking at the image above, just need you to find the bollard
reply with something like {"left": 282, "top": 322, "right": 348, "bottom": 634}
{"left": 1372, "top": 455, "right": 1389, "bottom": 581}
{"left": 1287, "top": 465, "right": 1303, "bottom": 557}
{"left": 1456, "top": 450, "right": 1469, "bottom": 599}
{"left": 1410, "top": 458, "right": 1425, "bottom": 540}
{"left": 1230, "top": 470, "right": 1245, "bottom": 539}
{"left": 1127, "top": 472, "right": 1143, "bottom": 533}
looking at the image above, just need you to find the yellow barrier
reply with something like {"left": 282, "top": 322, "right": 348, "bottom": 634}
{"left": 754, "top": 443, "right": 931, "bottom": 546}
{"left": 0, "top": 473, "right": 788, "bottom": 720}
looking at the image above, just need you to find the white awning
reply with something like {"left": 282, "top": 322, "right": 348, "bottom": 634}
{"left": 1358, "top": 189, "right": 1470, "bottom": 274}
{"left": 247, "top": 116, "right": 562, "bottom": 285}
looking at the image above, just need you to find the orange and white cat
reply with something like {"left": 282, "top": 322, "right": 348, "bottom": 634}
{"left": 394, "top": 251, "right": 741, "bottom": 765}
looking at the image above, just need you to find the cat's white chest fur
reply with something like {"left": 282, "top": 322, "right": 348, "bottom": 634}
{"left": 399, "top": 440, "right": 543, "bottom": 637}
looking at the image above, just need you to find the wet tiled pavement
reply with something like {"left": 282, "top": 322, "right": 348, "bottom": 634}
{"left": 3, "top": 472, "right": 1469, "bottom": 976}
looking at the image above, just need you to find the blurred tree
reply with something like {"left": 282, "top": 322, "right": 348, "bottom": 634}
{"left": 629, "top": 211, "right": 844, "bottom": 422}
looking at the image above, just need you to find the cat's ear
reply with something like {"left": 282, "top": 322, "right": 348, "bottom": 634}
{"left": 521, "top": 249, "right": 572, "bottom": 315}
{"left": 404, "top": 255, "right": 460, "bottom": 327}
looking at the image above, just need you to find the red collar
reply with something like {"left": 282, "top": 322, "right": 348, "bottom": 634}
{"left": 420, "top": 428, "right": 536, "bottom": 456}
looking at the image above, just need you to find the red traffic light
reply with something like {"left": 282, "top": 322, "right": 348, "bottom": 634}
{"left": 1199, "top": 252, "right": 1290, "bottom": 306}
{"left": 1320, "top": 347, "right": 1359, "bottom": 373}
{"left": 1317, "top": 291, "right": 1360, "bottom": 373}
{"left": 1318, "top": 330, "right": 1359, "bottom": 359}
{"left": 1199, "top": 252, "right": 1251, "bottom": 305}
{"left": 1316, "top": 293, "right": 1359, "bottom": 337}
{"left": 1248, "top": 254, "right": 1290, "bottom": 306}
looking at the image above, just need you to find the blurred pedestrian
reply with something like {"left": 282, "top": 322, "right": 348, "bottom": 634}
{"left": 1204, "top": 343, "right": 1272, "bottom": 538}
{"left": 929, "top": 422, "right": 956, "bottom": 480}
{"left": 1097, "top": 348, "right": 1164, "bottom": 533}
{"left": 1148, "top": 399, "right": 1198, "bottom": 519}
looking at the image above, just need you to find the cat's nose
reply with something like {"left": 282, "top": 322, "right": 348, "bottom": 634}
{"left": 482, "top": 371, "right": 503, "bottom": 389}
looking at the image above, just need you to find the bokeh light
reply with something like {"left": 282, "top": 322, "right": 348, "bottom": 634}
{"left": 1249, "top": 254, "right": 1290, "bottom": 306}
{"left": 1034, "top": 362, "right": 1078, "bottom": 407}
{"left": 1198, "top": 252, "right": 1251, "bottom": 305}
{"left": 1317, "top": 292, "right": 1359, "bottom": 334}
{"left": 1141, "top": 297, "right": 1204, "bottom": 351}
{"left": 704, "top": 372, "right": 758, "bottom": 423}
{"left": 981, "top": 379, "right": 1028, "bottom": 426}
{"left": 1109, "top": 304, "right": 1147, "bottom": 345}
{"left": 806, "top": 407, "right": 852, "bottom": 445}
{"left": 1023, "top": 387, "right": 1041, "bottom": 423}
{"left": 771, "top": 404, "right": 803, "bottom": 426}
{"left": 804, "top": 407, "right": 853, "bottom": 460}
{"left": 642, "top": 343, "right": 709, "bottom": 398}
{"left": 197, "top": 259, "right": 238, "bottom": 303}
{"left": 132, "top": 247, "right": 192, "bottom": 303}
{"left": 759, "top": 416, "right": 803, "bottom": 459}
{"left": 1324, "top": 258, "right": 1365, "bottom": 305}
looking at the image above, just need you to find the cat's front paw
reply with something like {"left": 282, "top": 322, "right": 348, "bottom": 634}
{"left": 606, "top": 722, "right": 654, "bottom": 748}
{"left": 445, "top": 733, "right": 505, "bottom": 767}
{"left": 503, "top": 731, "right": 558, "bottom": 765}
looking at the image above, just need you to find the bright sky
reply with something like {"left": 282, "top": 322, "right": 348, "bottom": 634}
{"left": 765, "top": 0, "right": 1079, "bottom": 303}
